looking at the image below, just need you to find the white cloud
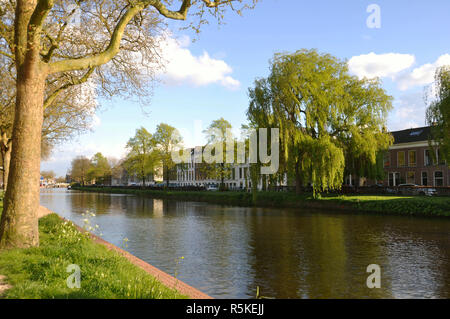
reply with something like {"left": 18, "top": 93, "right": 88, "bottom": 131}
{"left": 89, "top": 114, "right": 101, "bottom": 129}
{"left": 388, "top": 91, "right": 427, "bottom": 131}
{"left": 396, "top": 54, "right": 450, "bottom": 91}
{"left": 157, "top": 35, "right": 240, "bottom": 90}
{"left": 348, "top": 52, "right": 450, "bottom": 92}
{"left": 348, "top": 52, "right": 415, "bottom": 79}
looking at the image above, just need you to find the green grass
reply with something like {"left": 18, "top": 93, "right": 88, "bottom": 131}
{"left": 321, "top": 194, "right": 450, "bottom": 216}
{"left": 0, "top": 198, "right": 187, "bottom": 298}
{"left": 74, "top": 186, "right": 450, "bottom": 217}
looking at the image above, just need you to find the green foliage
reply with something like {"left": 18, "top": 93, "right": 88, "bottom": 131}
{"left": 0, "top": 214, "right": 186, "bottom": 299}
{"left": 296, "top": 135, "right": 345, "bottom": 197}
{"left": 202, "top": 118, "right": 234, "bottom": 187}
{"left": 203, "top": 117, "right": 233, "bottom": 144}
{"left": 426, "top": 66, "right": 450, "bottom": 164}
{"left": 153, "top": 123, "right": 183, "bottom": 186}
{"left": 123, "top": 127, "right": 158, "bottom": 186}
{"left": 247, "top": 49, "right": 393, "bottom": 194}
{"left": 69, "top": 156, "right": 91, "bottom": 185}
{"left": 87, "top": 152, "right": 111, "bottom": 185}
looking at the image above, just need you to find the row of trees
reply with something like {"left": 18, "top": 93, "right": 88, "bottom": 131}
{"left": 69, "top": 123, "right": 183, "bottom": 187}
{"left": 121, "top": 123, "right": 182, "bottom": 186}
{"left": 68, "top": 118, "right": 242, "bottom": 189}
{"left": 40, "top": 170, "right": 61, "bottom": 182}
{"left": 70, "top": 153, "right": 113, "bottom": 186}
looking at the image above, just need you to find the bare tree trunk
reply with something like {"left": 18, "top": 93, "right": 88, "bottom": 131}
{"left": 295, "top": 160, "right": 303, "bottom": 195}
{"left": 250, "top": 163, "right": 259, "bottom": 203}
{"left": 0, "top": 0, "right": 46, "bottom": 248}
{"left": 165, "top": 165, "right": 169, "bottom": 188}
{"left": 1, "top": 140, "right": 12, "bottom": 191}
{"left": 220, "top": 163, "right": 225, "bottom": 190}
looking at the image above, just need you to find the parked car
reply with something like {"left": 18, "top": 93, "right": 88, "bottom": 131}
{"left": 418, "top": 187, "right": 437, "bottom": 196}
{"left": 206, "top": 185, "right": 219, "bottom": 191}
{"left": 397, "top": 184, "right": 437, "bottom": 196}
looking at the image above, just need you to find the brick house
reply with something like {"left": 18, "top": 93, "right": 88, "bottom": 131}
{"left": 383, "top": 126, "right": 449, "bottom": 187}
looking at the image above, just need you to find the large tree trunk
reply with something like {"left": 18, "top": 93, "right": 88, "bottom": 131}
{"left": 0, "top": 0, "right": 46, "bottom": 248}
{"left": 0, "top": 73, "right": 46, "bottom": 248}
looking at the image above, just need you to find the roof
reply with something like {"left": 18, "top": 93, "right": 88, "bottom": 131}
{"left": 391, "top": 126, "right": 432, "bottom": 144}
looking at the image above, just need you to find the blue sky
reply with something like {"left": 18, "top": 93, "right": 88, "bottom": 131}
{"left": 42, "top": 0, "right": 450, "bottom": 176}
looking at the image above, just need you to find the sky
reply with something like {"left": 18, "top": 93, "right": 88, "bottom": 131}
{"left": 41, "top": 0, "right": 450, "bottom": 176}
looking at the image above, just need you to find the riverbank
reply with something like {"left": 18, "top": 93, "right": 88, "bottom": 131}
{"left": 73, "top": 186, "right": 450, "bottom": 217}
{"left": 0, "top": 198, "right": 188, "bottom": 298}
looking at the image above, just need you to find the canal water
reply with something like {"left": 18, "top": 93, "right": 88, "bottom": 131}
{"left": 40, "top": 189, "right": 450, "bottom": 299}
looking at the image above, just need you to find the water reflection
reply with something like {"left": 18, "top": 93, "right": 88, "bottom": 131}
{"left": 40, "top": 189, "right": 450, "bottom": 298}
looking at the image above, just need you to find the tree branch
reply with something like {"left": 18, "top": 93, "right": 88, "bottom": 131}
{"left": 48, "top": 3, "right": 144, "bottom": 74}
{"left": 150, "top": 0, "right": 191, "bottom": 19}
{"left": 0, "top": 49, "right": 14, "bottom": 59}
{"left": 29, "top": 0, "right": 55, "bottom": 29}
{"left": 43, "top": 67, "right": 95, "bottom": 109}
{"left": 201, "top": 0, "right": 236, "bottom": 8}
{"left": 47, "top": 0, "right": 239, "bottom": 75}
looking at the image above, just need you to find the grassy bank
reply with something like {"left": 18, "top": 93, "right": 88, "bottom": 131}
{"left": 0, "top": 199, "right": 186, "bottom": 298}
{"left": 73, "top": 186, "right": 450, "bottom": 217}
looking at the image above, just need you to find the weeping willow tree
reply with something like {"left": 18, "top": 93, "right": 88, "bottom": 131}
{"left": 247, "top": 49, "right": 392, "bottom": 196}
{"left": 332, "top": 76, "right": 393, "bottom": 186}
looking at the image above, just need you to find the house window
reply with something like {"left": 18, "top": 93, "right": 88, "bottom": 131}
{"left": 406, "top": 172, "right": 415, "bottom": 184}
{"left": 397, "top": 151, "right": 405, "bottom": 167}
{"left": 408, "top": 150, "right": 416, "bottom": 167}
{"left": 434, "top": 171, "right": 444, "bottom": 186}
{"left": 421, "top": 172, "right": 428, "bottom": 186}
{"left": 437, "top": 149, "right": 446, "bottom": 165}
{"left": 388, "top": 173, "right": 394, "bottom": 186}
{"left": 389, "top": 172, "right": 401, "bottom": 186}
{"left": 424, "top": 149, "right": 432, "bottom": 166}
{"left": 383, "top": 153, "right": 390, "bottom": 168}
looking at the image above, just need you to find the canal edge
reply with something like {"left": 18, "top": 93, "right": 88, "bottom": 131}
{"left": 53, "top": 213, "right": 213, "bottom": 299}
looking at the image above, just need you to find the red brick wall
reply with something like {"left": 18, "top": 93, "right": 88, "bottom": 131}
{"left": 384, "top": 146, "right": 450, "bottom": 186}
